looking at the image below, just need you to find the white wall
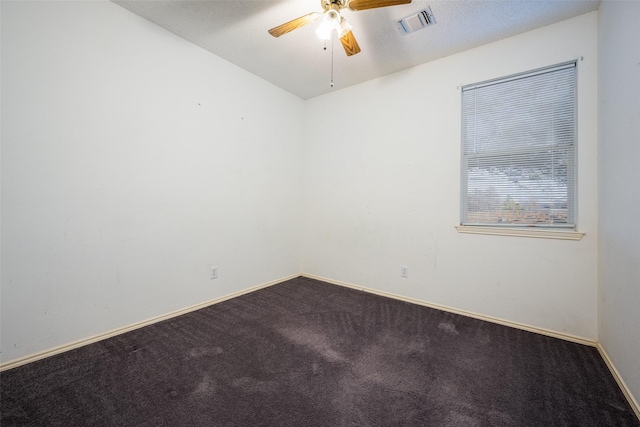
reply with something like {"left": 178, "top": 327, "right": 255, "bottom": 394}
{"left": 1, "top": 1, "right": 304, "bottom": 363}
{"left": 303, "top": 12, "right": 599, "bottom": 340}
{"left": 598, "top": 0, "right": 640, "bottom": 409}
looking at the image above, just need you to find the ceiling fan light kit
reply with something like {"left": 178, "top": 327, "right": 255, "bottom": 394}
{"left": 316, "top": 9, "right": 350, "bottom": 40}
{"left": 315, "top": 17, "right": 333, "bottom": 40}
{"left": 268, "top": 0, "right": 413, "bottom": 56}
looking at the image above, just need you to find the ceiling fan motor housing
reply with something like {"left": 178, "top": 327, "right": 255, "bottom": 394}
{"left": 322, "top": 0, "right": 348, "bottom": 10}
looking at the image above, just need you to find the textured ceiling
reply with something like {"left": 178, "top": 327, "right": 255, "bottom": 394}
{"left": 112, "top": 0, "right": 599, "bottom": 100}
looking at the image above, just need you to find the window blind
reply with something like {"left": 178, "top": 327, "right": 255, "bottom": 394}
{"left": 461, "top": 62, "right": 576, "bottom": 227}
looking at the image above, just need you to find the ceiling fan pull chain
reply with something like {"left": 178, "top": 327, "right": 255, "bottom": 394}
{"left": 330, "top": 36, "right": 335, "bottom": 87}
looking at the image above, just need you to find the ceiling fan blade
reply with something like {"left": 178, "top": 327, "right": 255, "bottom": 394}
{"left": 348, "top": 0, "right": 411, "bottom": 11}
{"left": 268, "top": 12, "right": 321, "bottom": 37}
{"left": 340, "top": 30, "right": 361, "bottom": 56}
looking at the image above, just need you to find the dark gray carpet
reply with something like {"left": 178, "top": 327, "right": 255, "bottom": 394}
{"left": 1, "top": 276, "right": 638, "bottom": 426}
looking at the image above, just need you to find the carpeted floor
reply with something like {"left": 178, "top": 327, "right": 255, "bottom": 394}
{"left": 1, "top": 276, "right": 638, "bottom": 426}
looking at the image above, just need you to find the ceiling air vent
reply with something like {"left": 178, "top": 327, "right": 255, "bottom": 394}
{"left": 398, "top": 6, "right": 436, "bottom": 34}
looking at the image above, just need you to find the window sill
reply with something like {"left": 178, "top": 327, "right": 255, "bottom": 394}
{"left": 455, "top": 226, "right": 585, "bottom": 240}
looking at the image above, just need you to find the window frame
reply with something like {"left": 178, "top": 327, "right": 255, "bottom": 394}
{"left": 458, "top": 61, "right": 580, "bottom": 237}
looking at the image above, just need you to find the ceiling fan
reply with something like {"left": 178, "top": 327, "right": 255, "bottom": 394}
{"left": 268, "top": 0, "right": 412, "bottom": 56}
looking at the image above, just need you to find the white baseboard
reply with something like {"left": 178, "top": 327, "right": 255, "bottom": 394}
{"left": 596, "top": 343, "right": 640, "bottom": 421}
{"left": 0, "top": 274, "right": 300, "bottom": 372}
{"left": 302, "top": 273, "right": 596, "bottom": 346}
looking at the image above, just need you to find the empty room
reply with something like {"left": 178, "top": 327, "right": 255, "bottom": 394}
{"left": 1, "top": 0, "right": 638, "bottom": 425}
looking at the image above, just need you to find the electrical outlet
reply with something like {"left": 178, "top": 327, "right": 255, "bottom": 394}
{"left": 210, "top": 266, "right": 218, "bottom": 279}
{"left": 401, "top": 266, "right": 409, "bottom": 278}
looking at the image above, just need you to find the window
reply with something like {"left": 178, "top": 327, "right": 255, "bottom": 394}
{"left": 460, "top": 62, "right": 576, "bottom": 228}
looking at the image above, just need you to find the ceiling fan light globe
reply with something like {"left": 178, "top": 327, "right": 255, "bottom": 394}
{"left": 316, "top": 11, "right": 341, "bottom": 40}
{"left": 336, "top": 17, "right": 353, "bottom": 38}
{"left": 316, "top": 19, "right": 333, "bottom": 40}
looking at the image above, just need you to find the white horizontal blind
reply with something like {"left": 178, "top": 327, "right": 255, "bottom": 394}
{"left": 461, "top": 62, "right": 576, "bottom": 227}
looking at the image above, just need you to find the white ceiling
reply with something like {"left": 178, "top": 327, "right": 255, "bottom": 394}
{"left": 112, "top": 0, "right": 599, "bottom": 100}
